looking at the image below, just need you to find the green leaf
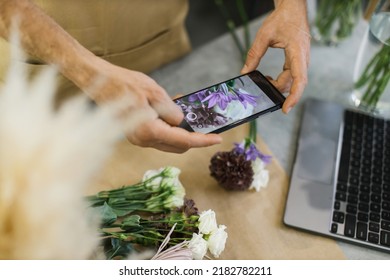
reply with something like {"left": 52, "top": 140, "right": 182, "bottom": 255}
{"left": 96, "top": 202, "right": 117, "bottom": 226}
{"left": 104, "top": 238, "right": 134, "bottom": 260}
{"left": 226, "top": 79, "right": 235, "bottom": 87}
{"left": 109, "top": 207, "right": 131, "bottom": 217}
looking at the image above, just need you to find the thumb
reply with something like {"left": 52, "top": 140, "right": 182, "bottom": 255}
{"left": 154, "top": 98, "right": 184, "bottom": 126}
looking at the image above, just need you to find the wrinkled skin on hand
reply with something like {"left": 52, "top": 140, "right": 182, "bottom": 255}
{"left": 242, "top": 0, "right": 310, "bottom": 114}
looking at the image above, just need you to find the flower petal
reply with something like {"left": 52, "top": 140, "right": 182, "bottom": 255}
{"left": 207, "top": 225, "right": 228, "bottom": 258}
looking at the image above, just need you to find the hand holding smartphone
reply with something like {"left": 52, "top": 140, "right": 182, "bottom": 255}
{"left": 174, "top": 70, "right": 285, "bottom": 134}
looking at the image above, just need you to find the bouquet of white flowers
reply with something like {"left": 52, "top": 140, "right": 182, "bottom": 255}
{"left": 87, "top": 167, "right": 228, "bottom": 260}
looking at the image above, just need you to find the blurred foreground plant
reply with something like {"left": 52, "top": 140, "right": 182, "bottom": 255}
{"left": 0, "top": 33, "right": 122, "bottom": 259}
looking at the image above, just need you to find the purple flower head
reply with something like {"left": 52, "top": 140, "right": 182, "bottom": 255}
{"left": 188, "top": 90, "right": 208, "bottom": 103}
{"left": 233, "top": 139, "right": 272, "bottom": 164}
{"left": 233, "top": 88, "right": 259, "bottom": 109}
{"left": 233, "top": 141, "right": 246, "bottom": 155}
{"left": 220, "top": 83, "right": 230, "bottom": 95}
{"left": 201, "top": 90, "right": 231, "bottom": 110}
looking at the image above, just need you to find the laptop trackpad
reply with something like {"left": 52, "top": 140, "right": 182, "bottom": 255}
{"left": 296, "top": 132, "right": 336, "bottom": 185}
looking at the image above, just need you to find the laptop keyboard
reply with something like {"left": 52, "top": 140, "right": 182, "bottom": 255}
{"left": 331, "top": 109, "right": 390, "bottom": 249}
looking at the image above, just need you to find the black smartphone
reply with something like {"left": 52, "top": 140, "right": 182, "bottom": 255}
{"left": 174, "top": 70, "right": 285, "bottom": 134}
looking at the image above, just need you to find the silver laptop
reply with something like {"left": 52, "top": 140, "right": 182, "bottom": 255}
{"left": 284, "top": 97, "right": 390, "bottom": 253}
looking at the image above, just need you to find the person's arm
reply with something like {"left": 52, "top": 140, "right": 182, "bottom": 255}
{"left": 0, "top": 0, "right": 222, "bottom": 153}
{"left": 241, "top": 0, "right": 310, "bottom": 114}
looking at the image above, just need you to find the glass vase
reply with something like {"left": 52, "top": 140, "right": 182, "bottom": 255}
{"left": 351, "top": 5, "right": 390, "bottom": 116}
{"left": 310, "top": 0, "right": 362, "bottom": 46}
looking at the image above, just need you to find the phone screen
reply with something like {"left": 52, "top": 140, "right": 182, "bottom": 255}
{"left": 174, "top": 71, "right": 284, "bottom": 134}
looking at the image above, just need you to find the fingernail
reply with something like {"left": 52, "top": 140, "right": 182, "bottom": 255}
{"left": 285, "top": 107, "right": 291, "bottom": 114}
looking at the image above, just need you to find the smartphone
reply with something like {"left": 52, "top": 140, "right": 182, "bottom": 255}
{"left": 174, "top": 70, "right": 285, "bottom": 134}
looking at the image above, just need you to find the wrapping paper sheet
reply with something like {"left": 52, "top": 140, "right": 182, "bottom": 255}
{"left": 88, "top": 125, "right": 346, "bottom": 260}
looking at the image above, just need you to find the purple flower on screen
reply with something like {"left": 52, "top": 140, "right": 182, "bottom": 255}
{"left": 233, "top": 140, "right": 272, "bottom": 164}
{"left": 201, "top": 91, "right": 231, "bottom": 110}
{"left": 197, "top": 82, "right": 259, "bottom": 111}
{"left": 188, "top": 90, "right": 208, "bottom": 103}
{"left": 220, "top": 83, "right": 230, "bottom": 95}
{"left": 233, "top": 89, "right": 259, "bottom": 109}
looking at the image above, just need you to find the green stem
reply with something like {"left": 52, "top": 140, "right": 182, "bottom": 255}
{"left": 355, "top": 51, "right": 382, "bottom": 88}
{"left": 314, "top": 0, "right": 361, "bottom": 42}
{"left": 249, "top": 121, "right": 257, "bottom": 143}
{"left": 355, "top": 40, "right": 390, "bottom": 108}
{"left": 236, "top": 0, "right": 250, "bottom": 52}
{"left": 214, "top": 0, "right": 246, "bottom": 60}
{"left": 103, "top": 228, "right": 194, "bottom": 247}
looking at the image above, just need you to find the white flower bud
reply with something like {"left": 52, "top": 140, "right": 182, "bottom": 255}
{"left": 162, "top": 178, "right": 185, "bottom": 208}
{"left": 162, "top": 166, "right": 181, "bottom": 178}
{"left": 164, "top": 193, "right": 184, "bottom": 209}
{"left": 161, "top": 177, "right": 180, "bottom": 189}
{"left": 142, "top": 168, "right": 164, "bottom": 190}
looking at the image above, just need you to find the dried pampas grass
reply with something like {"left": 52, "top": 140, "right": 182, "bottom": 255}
{"left": 0, "top": 37, "right": 124, "bottom": 259}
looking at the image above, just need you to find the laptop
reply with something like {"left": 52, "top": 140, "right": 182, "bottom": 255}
{"left": 284, "top": 97, "right": 390, "bottom": 253}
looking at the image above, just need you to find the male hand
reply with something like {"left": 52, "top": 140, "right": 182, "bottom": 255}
{"left": 241, "top": 0, "right": 310, "bottom": 114}
{"left": 85, "top": 58, "right": 222, "bottom": 153}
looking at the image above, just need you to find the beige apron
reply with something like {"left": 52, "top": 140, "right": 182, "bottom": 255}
{"left": 0, "top": 0, "right": 191, "bottom": 100}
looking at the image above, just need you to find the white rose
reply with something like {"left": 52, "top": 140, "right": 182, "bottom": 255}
{"left": 188, "top": 233, "right": 208, "bottom": 260}
{"left": 249, "top": 158, "right": 269, "bottom": 192}
{"left": 208, "top": 225, "right": 228, "bottom": 258}
{"left": 198, "top": 209, "right": 218, "bottom": 234}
